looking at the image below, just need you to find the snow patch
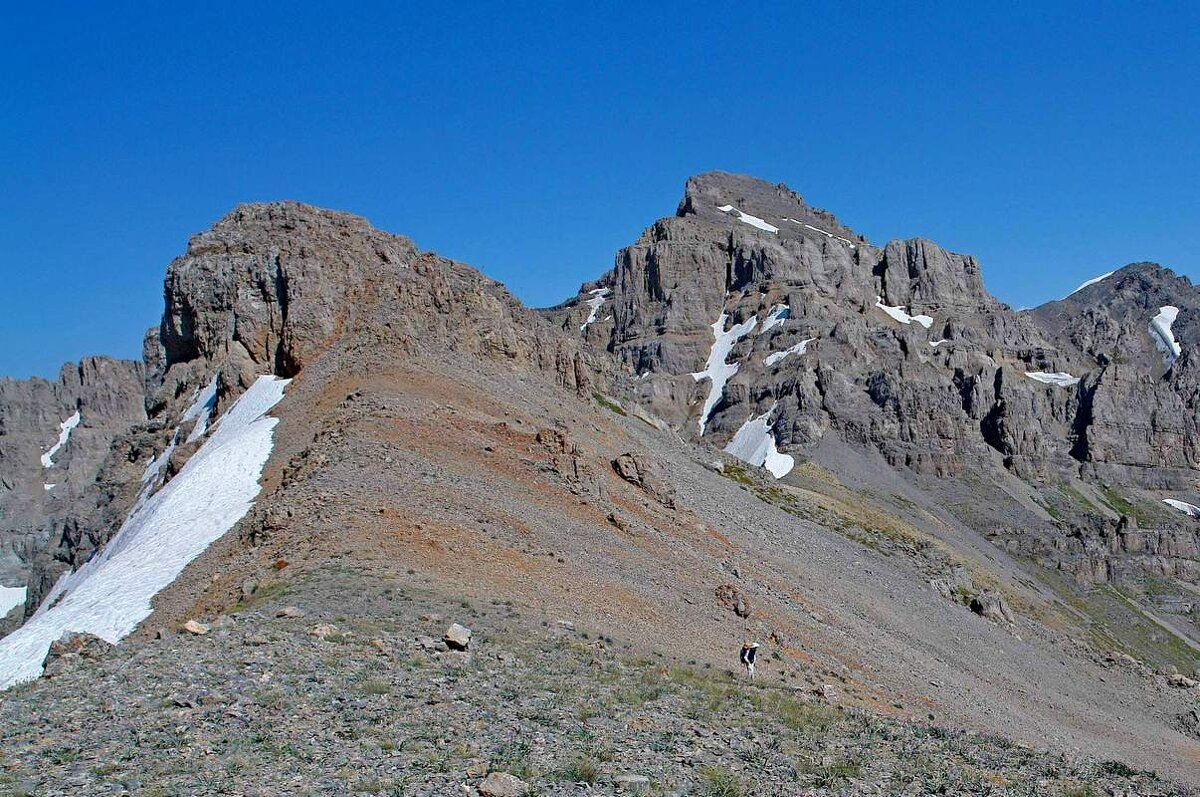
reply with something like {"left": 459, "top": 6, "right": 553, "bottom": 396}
{"left": 691, "top": 313, "right": 757, "bottom": 434}
{"left": 723, "top": 408, "right": 795, "bottom": 479}
{"left": 0, "top": 586, "right": 25, "bottom": 618}
{"left": 783, "top": 218, "right": 857, "bottom": 248}
{"left": 1025, "top": 372, "right": 1081, "bottom": 388}
{"left": 183, "top": 375, "right": 220, "bottom": 443}
{"left": 764, "top": 338, "right": 816, "bottom": 367}
{"left": 40, "top": 410, "right": 81, "bottom": 468}
{"left": 43, "top": 484, "right": 56, "bottom": 491}
{"left": 1149, "top": 305, "right": 1181, "bottom": 367}
{"left": 1065, "top": 271, "right": 1116, "bottom": 299}
{"left": 0, "top": 376, "right": 290, "bottom": 690}
{"left": 760, "top": 304, "right": 790, "bottom": 334}
{"left": 1163, "top": 499, "right": 1200, "bottom": 518}
{"left": 716, "top": 205, "right": 779, "bottom": 234}
{"left": 929, "top": 339, "right": 948, "bottom": 349}
{"left": 580, "top": 288, "right": 610, "bottom": 332}
{"left": 875, "top": 297, "right": 934, "bottom": 329}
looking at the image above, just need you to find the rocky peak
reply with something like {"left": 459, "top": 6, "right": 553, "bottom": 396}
{"left": 161, "top": 201, "right": 419, "bottom": 384}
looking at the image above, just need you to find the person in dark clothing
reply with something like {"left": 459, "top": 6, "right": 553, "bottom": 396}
{"left": 739, "top": 641, "right": 760, "bottom": 678}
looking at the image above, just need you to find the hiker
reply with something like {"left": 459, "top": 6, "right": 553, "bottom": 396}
{"left": 739, "top": 641, "right": 760, "bottom": 678}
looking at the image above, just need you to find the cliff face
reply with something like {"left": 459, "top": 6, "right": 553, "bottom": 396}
{"left": 546, "top": 171, "right": 1200, "bottom": 598}
{"left": 0, "top": 357, "right": 146, "bottom": 624}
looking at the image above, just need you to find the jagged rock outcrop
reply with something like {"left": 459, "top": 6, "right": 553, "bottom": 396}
{"left": 549, "top": 171, "right": 1082, "bottom": 480}
{"left": 0, "top": 357, "right": 147, "bottom": 617}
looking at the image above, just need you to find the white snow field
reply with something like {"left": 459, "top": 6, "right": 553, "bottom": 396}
{"left": 40, "top": 410, "right": 81, "bottom": 468}
{"left": 0, "top": 375, "right": 290, "bottom": 690}
{"left": 764, "top": 337, "right": 816, "bottom": 367}
{"left": 716, "top": 204, "right": 779, "bottom": 234}
{"left": 724, "top": 408, "right": 795, "bottom": 478}
{"left": 0, "top": 585, "right": 26, "bottom": 618}
{"left": 1025, "top": 371, "right": 1081, "bottom": 387}
{"left": 691, "top": 313, "right": 757, "bottom": 434}
{"left": 1065, "top": 271, "right": 1116, "bottom": 299}
{"left": 184, "top": 374, "right": 220, "bottom": 443}
{"left": 1163, "top": 499, "right": 1200, "bottom": 518}
{"left": 580, "top": 288, "right": 610, "bottom": 332}
{"left": 874, "top": 297, "right": 934, "bottom": 329}
{"left": 760, "top": 304, "right": 790, "bottom": 334}
{"left": 929, "top": 339, "right": 948, "bottom": 349}
{"left": 1149, "top": 305, "right": 1181, "bottom": 367}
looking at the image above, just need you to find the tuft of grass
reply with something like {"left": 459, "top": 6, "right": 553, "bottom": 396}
{"left": 698, "top": 766, "right": 746, "bottom": 797}
{"left": 555, "top": 756, "right": 601, "bottom": 784}
{"left": 360, "top": 678, "right": 391, "bottom": 696}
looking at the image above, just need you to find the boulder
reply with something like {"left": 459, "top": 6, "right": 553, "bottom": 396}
{"left": 41, "top": 632, "right": 112, "bottom": 677}
{"left": 444, "top": 623, "right": 472, "bottom": 651}
{"left": 276, "top": 606, "right": 307, "bottom": 619}
{"left": 182, "top": 619, "right": 210, "bottom": 636}
{"left": 969, "top": 591, "right": 1015, "bottom": 626}
{"left": 611, "top": 453, "right": 676, "bottom": 508}
{"left": 478, "top": 772, "right": 529, "bottom": 797}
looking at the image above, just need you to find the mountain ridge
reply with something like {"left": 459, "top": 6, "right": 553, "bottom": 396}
{"left": 2, "top": 173, "right": 1200, "bottom": 789}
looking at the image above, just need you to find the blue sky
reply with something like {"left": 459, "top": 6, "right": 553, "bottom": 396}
{"left": 1, "top": 3, "right": 1197, "bottom": 379}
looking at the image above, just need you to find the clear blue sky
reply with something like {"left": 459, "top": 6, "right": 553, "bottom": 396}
{"left": 2, "top": 3, "right": 1197, "bottom": 379}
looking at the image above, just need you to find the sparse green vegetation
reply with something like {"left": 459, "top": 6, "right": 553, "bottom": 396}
{"left": 554, "top": 755, "right": 601, "bottom": 784}
{"left": 592, "top": 392, "right": 627, "bottom": 416}
{"left": 698, "top": 765, "right": 746, "bottom": 797}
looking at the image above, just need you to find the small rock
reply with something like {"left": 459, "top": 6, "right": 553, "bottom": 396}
{"left": 478, "top": 772, "right": 528, "bottom": 797}
{"left": 276, "top": 606, "right": 306, "bottom": 619}
{"left": 240, "top": 578, "right": 258, "bottom": 600}
{"left": 613, "top": 774, "right": 651, "bottom": 793}
{"left": 1167, "top": 673, "right": 1198, "bottom": 688}
{"left": 182, "top": 620, "right": 210, "bottom": 636}
{"left": 465, "top": 763, "right": 489, "bottom": 778}
{"left": 444, "top": 623, "right": 472, "bottom": 651}
{"left": 310, "top": 624, "right": 339, "bottom": 640}
{"left": 819, "top": 684, "right": 838, "bottom": 704}
{"left": 416, "top": 635, "right": 440, "bottom": 651}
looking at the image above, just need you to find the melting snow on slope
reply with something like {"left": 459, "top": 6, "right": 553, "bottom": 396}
{"left": 783, "top": 218, "right": 857, "bottom": 248}
{"left": 691, "top": 313, "right": 757, "bottom": 434}
{"left": 1163, "top": 499, "right": 1200, "bottom": 518}
{"left": 43, "top": 484, "right": 56, "bottom": 491}
{"left": 1065, "top": 271, "right": 1115, "bottom": 299}
{"left": 760, "top": 304, "right": 790, "bottom": 334}
{"left": 724, "top": 408, "right": 795, "bottom": 479}
{"left": 580, "top": 288, "right": 611, "bottom": 332}
{"left": 0, "top": 585, "right": 26, "bottom": 617}
{"left": 929, "top": 339, "right": 948, "bottom": 349}
{"left": 1149, "top": 305, "right": 1181, "bottom": 367}
{"left": 183, "top": 375, "right": 220, "bottom": 443}
{"left": 0, "top": 375, "right": 290, "bottom": 690}
{"left": 40, "top": 410, "right": 81, "bottom": 468}
{"left": 874, "top": 297, "right": 934, "bottom": 329}
{"left": 716, "top": 205, "right": 779, "bottom": 234}
{"left": 1025, "top": 372, "right": 1081, "bottom": 387}
{"left": 764, "top": 338, "right": 816, "bottom": 367}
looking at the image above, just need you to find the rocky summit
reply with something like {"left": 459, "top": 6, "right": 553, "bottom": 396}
{"left": 1, "top": 173, "right": 1200, "bottom": 794}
